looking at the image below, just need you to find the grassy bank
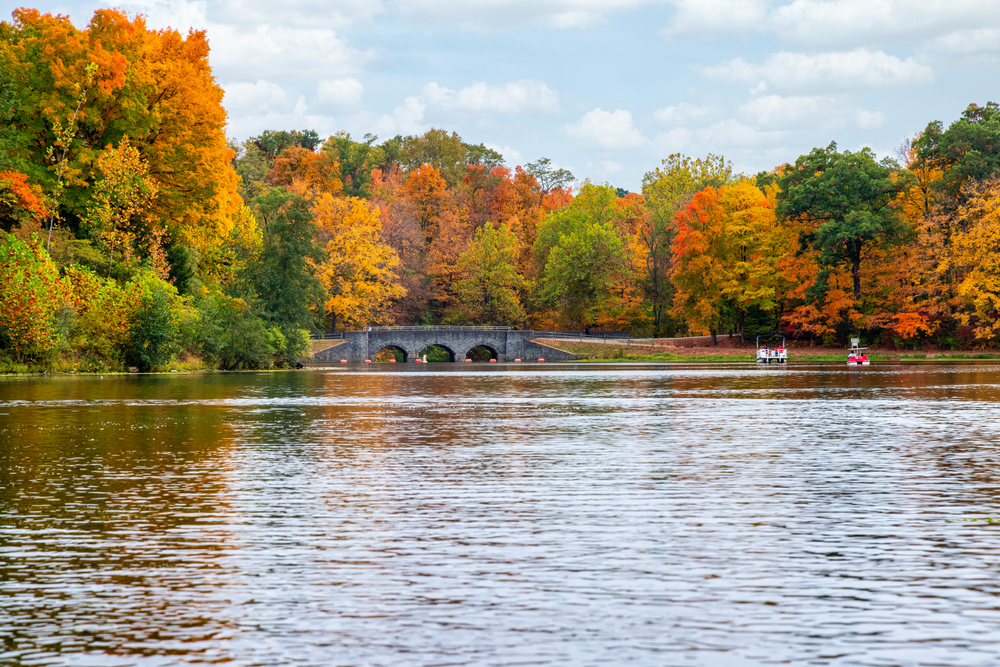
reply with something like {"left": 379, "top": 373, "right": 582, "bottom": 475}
{"left": 539, "top": 339, "right": 1000, "bottom": 362}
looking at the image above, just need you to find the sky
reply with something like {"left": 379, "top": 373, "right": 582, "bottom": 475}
{"left": 19, "top": 0, "right": 1000, "bottom": 191}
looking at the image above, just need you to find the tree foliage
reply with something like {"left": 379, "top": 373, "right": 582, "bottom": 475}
{"left": 776, "top": 143, "right": 909, "bottom": 301}
{"left": 455, "top": 223, "right": 527, "bottom": 325}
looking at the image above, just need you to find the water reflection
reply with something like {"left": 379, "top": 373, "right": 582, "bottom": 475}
{"left": 3, "top": 363, "right": 1000, "bottom": 665}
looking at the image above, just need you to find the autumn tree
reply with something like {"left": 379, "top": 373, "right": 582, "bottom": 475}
{"left": 267, "top": 145, "right": 341, "bottom": 194}
{"left": 400, "top": 129, "right": 502, "bottom": 187}
{"left": 0, "top": 170, "right": 49, "bottom": 233}
{"left": 0, "top": 234, "right": 71, "bottom": 360}
{"left": 671, "top": 180, "right": 788, "bottom": 343}
{"left": 404, "top": 164, "right": 449, "bottom": 238}
{"left": 311, "top": 195, "right": 405, "bottom": 330}
{"left": 776, "top": 143, "right": 910, "bottom": 301}
{"left": 81, "top": 136, "right": 159, "bottom": 274}
{"left": 640, "top": 154, "right": 732, "bottom": 334}
{"left": 944, "top": 176, "right": 1000, "bottom": 341}
{"left": 454, "top": 223, "right": 527, "bottom": 325}
{"left": 1, "top": 8, "right": 240, "bottom": 269}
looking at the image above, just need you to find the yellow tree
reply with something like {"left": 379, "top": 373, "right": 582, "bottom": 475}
{"left": 671, "top": 181, "right": 789, "bottom": 343}
{"left": 311, "top": 195, "right": 406, "bottom": 330}
{"left": 718, "top": 181, "right": 790, "bottom": 340}
{"left": 947, "top": 177, "right": 1000, "bottom": 341}
{"left": 81, "top": 136, "right": 158, "bottom": 274}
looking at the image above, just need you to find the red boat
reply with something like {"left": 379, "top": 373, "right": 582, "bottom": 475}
{"left": 848, "top": 338, "right": 869, "bottom": 366}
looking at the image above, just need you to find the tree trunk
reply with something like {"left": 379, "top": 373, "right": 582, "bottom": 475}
{"left": 710, "top": 328, "right": 717, "bottom": 346}
{"left": 738, "top": 309, "right": 745, "bottom": 343}
{"left": 851, "top": 239, "right": 862, "bottom": 299}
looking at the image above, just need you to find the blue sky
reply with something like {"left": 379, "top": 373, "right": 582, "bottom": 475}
{"left": 21, "top": 0, "right": 1000, "bottom": 191}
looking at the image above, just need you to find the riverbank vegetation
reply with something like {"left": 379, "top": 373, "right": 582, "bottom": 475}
{"left": 4, "top": 8, "right": 1000, "bottom": 372}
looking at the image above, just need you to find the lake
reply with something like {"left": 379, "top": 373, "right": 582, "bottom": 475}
{"left": 2, "top": 362, "right": 1000, "bottom": 666}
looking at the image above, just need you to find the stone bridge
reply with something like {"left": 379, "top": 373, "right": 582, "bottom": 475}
{"left": 313, "top": 327, "right": 581, "bottom": 363}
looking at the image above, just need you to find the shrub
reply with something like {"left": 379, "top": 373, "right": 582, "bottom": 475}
{"left": 0, "top": 234, "right": 72, "bottom": 360}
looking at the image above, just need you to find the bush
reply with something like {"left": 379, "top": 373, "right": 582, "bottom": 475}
{"left": 125, "top": 281, "right": 180, "bottom": 371}
{"left": 0, "top": 234, "right": 72, "bottom": 360}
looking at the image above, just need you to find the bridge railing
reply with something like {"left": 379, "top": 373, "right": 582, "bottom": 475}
{"left": 309, "top": 332, "right": 346, "bottom": 340}
{"left": 311, "top": 326, "right": 511, "bottom": 339}
{"left": 528, "top": 330, "right": 631, "bottom": 341}
{"left": 310, "top": 328, "right": 632, "bottom": 340}
{"left": 363, "top": 325, "right": 512, "bottom": 332}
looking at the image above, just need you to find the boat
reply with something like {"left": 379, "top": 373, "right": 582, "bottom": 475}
{"left": 848, "top": 338, "right": 869, "bottom": 366}
{"left": 755, "top": 334, "right": 788, "bottom": 364}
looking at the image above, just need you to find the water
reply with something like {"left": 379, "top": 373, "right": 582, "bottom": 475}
{"left": 2, "top": 362, "right": 1000, "bottom": 666}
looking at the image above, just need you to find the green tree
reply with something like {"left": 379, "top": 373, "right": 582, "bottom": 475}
{"left": 323, "top": 132, "right": 379, "bottom": 198}
{"left": 250, "top": 129, "right": 321, "bottom": 156}
{"left": 640, "top": 153, "right": 732, "bottom": 333}
{"left": 245, "top": 189, "right": 322, "bottom": 364}
{"left": 540, "top": 220, "right": 629, "bottom": 328}
{"left": 525, "top": 157, "right": 574, "bottom": 206}
{"left": 400, "top": 129, "right": 503, "bottom": 188}
{"left": 535, "top": 184, "right": 632, "bottom": 327}
{"left": 125, "top": 277, "right": 179, "bottom": 371}
{"left": 915, "top": 102, "right": 1000, "bottom": 201}
{"left": 776, "top": 142, "right": 909, "bottom": 301}
{"left": 454, "top": 223, "right": 527, "bottom": 325}
{"left": 232, "top": 139, "right": 272, "bottom": 202}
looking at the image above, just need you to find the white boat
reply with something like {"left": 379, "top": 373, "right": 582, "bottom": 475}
{"left": 848, "top": 338, "right": 870, "bottom": 366}
{"left": 756, "top": 335, "right": 788, "bottom": 364}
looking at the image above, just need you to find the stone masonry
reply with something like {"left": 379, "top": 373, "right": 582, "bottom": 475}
{"left": 313, "top": 329, "right": 581, "bottom": 363}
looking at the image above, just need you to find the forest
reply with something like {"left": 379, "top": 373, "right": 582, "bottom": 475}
{"left": 3, "top": 8, "right": 1000, "bottom": 372}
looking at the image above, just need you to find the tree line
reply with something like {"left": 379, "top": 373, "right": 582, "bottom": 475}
{"left": 2, "top": 8, "right": 1000, "bottom": 371}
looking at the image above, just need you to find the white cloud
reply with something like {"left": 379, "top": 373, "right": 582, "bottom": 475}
{"left": 313, "top": 78, "right": 365, "bottom": 112}
{"left": 485, "top": 144, "right": 523, "bottom": 164}
{"left": 565, "top": 108, "right": 648, "bottom": 149}
{"left": 652, "top": 127, "right": 695, "bottom": 151}
{"left": 374, "top": 96, "right": 428, "bottom": 135}
{"left": 657, "top": 0, "right": 1000, "bottom": 53}
{"left": 926, "top": 28, "right": 1000, "bottom": 61}
{"left": 697, "top": 49, "right": 933, "bottom": 94}
{"left": 111, "top": 0, "right": 383, "bottom": 31}
{"left": 653, "top": 102, "right": 719, "bottom": 125}
{"left": 602, "top": 160, "right": 623, "bottom": 173}
{"left": 854, "top": 109, "right": 886, "bottom": 130}
{"left": 769, "top": 0, "right": 1000, "bottom": 50}
{"left": 205, "top": 0, "right": 384, "bottom": 29}
{"left": 738, "top": 94, "right": 886, "bottom": 130}
{"left": 393, "top": 0, "right": 658, "bottom": 30}
{"left": 738, "top": 95, "right": 842, "bottom": 129}
{"left": 108, "top": 0, "right": 377, "bottom": 82}
{"left": 422, "top": 80, "right": 561, "bottom": 115}
{"left": 224, "top": 80, "right": 302, "bottom": 115}
{"left": 662, "top": 0, "right": 768, "bottom": 40}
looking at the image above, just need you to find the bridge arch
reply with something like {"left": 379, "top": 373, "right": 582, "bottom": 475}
{"left": 416, "top": 343, "right": 457, "bottom": 362}
{"left": 373, "top": 344, "right": 410, "bottom": 362}
{"left": 462, "top": 343, "right": 500, "bottom": 361}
